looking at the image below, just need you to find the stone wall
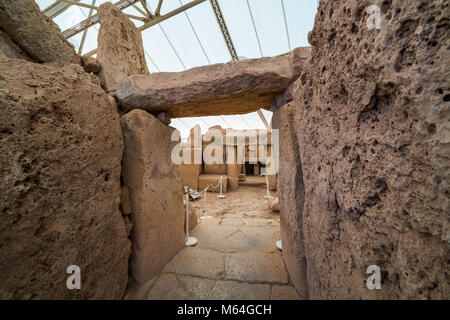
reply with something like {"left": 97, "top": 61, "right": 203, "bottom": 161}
{"left": 121, "top": 110, "right": 185, "bottom": 284}
{"left": 284, "top": 0, "right": 449, "bottom": 299}
{"left": 0, "top": 60, "right": 130, "bottom": 299}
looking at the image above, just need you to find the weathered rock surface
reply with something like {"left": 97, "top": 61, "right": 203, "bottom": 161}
{"left": 121, "top": 186, "right": 132, "bottom": 215}
{"left": 0, "top": 30, "right": 32, "bottom": 61}
{"left": 272, "top": 102, "right": 307, "bottom": 297}
{"left": 0, "top": 0, "right": 80, "bottom": 64}
{"left": 291, "top": 0, "right": 450, "bottom": 299}
{"left": 81, "top": 55, "right": 100, "bottom": 74}
{"left": 116, "top": 47, "right": 311, "bottom": 117}
{"left": 97, "top": 3, "right": 149, "bottom": 92}
{"left": 121, "top": 110, "right": 185, "bottom": 284}
{"left": 0, "top": 59, "right": 129, "bottom": 299}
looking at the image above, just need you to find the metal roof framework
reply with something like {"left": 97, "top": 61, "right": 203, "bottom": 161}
{"left": 39, "top": 0, "right": 298, "bottom": 131}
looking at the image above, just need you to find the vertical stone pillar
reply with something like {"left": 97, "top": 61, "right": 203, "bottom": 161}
{"left": 97, "top": 3, "right": 149, "bottom": 92}
{"left": 203, "top": 125, "right": 227, "bottom": 174}
{"left": 227, "top": 146, "right": 240, "bottom": 190}
{"left": 179, "top": 147, "right": 202, "bottom": 190}
{"left": 272, "top": 102, "right": 308, "bottom": 298}
{"left": 121, "top": 110, "right": 185, "bottom": 284}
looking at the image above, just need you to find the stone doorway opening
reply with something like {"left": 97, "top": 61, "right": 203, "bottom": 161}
{"left": 125, "top": 180, "right": 301, "bottom": 300}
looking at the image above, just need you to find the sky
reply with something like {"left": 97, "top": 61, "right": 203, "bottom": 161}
{"left": 35, "top": 0, "right": 318, "bottom": 139}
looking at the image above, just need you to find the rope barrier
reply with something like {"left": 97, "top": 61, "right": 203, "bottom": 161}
{"left": 184, "top": 186, "right": 198, "bottom": 247}
{"left": 184, "top": 173, "right": 280, "bottom": 251}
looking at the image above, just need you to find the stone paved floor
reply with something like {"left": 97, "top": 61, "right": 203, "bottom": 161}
{"left": 125, "top": 184, "right": 302, "bottom": 300}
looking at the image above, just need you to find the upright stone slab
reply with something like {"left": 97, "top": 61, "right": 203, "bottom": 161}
{"left": 272, "top": 102, "right": 307, "bottom": 298}
{"left": 116, "top": 47, "right": 311, "bottom": 117}
{"left": 226, "top": 147, "right": 240, "bottom": 191}
{"left": 97, "top": 3, "right": 149, "bottom": 92}
{"left": 179, "top": 148, "right": 202, "bottom": 191}
{"left": 0, "top": 0, "right": 80, "bottom": 64}
{"left": 0, "top": 60, "right": 129, "bottom": 299}
{"left": 121, "top": 110, "right": 185, "bottom": 284}
{"left": 203, "top": 126, "right": 227, "bottom": 174}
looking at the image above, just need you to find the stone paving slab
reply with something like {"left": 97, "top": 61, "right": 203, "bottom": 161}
{"left": 125, "top": 277, "right": 157, "bottom": 300}
{"left": 192, "top": 224, "right": 240, "bottom": 252}
{"left": 163, "top": 247, "right": 225, "bottom": 279}
{"left": 209, "top": 280, "right": 271, "bottom": 300}
{"left": 192, "top": 223, "right": 279, "bottom": 252}
{"left": 177, "top": 275, "right": 216, "bottom": 300}
{"left": 225, "top": 251, "right": 289, "bottom": 285}
{"left": 146, "top": 273, "right": 191, "bottom": 300}
{"left": 270, "top": 285, "right": 303, "bottom": 300}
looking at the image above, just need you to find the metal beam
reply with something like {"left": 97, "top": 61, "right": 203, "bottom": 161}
{"left": 209, "top": 0, "right": 238, "bottom": 61}
{"left": 56, "top": 0, "right": 98, "bottom": 10}
{"left": 132, "top": 4, "right": 147, "bottom": 17}
{"left": 138, "top": 0, "right": 206, "bottom": 31}
{"left": 257, "top": 110, "right": 271, "bottom": 129}
{"left": 155, "top": 0, "right": 164, "bottom": 16}
{"left": 140, "top": 0, "right": 154, "bottom": 18}
{"left": 62, "top": 0, "right": 141, "bottom": 39}
{"left": 43, "top": 0, "right": 80, "bottom": 18}
{"left": 78, "top": 0, "right": 97, "bottom": 55}
{"left": 84, "top": 0, "right": 207, "bottom": 57}
{"left": 58, "top": 0, "right": 147, "bottom": 21}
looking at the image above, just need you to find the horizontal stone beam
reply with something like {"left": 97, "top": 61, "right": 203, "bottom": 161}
{"left": 116, "top": 47, "right": 311, "bottom": 118}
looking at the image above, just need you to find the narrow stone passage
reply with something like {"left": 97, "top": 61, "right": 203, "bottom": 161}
{"left": 125, "top": 184, "right": 302, "bottom": 300}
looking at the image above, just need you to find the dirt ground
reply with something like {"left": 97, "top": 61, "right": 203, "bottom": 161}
{"left": 125, "top": 184, "right": 302, "bottom": 300}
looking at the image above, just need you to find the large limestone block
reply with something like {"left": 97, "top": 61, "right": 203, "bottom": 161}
{"left": 227, "top": 147, "right": 240, "bottom": 190}
{"left": 180, "top": 165, "right": 201, "bottom": 190}
{"left": 97, "top": 3, "right": 149, "bottom": 92}
{"left": 292, "top": 0, "right": 450, "bottom": 299}
{"left": 0, "top": 60, "right": 129, "bottom": 299}
{"left": 0, "top": 30, "right": 32, "bottom": 61}
{"left": 272, "top": 102, "right": 307, "bottom": 297}
{"left": 116, "top": 47, "right": 311, "bottom": 117}
{"left": 121, "top": 110, "right": 185, "bottom": 284}
{"left": 203, "top": 126, "right": 227, "bottom": 174}
{"left": 179, "top": 147, "right": 202, "bottom": 190}
{"left": 0, "top": 0, "right": 80, "bottom": 64}
{"left": 198, "top": 174, "right": 227, "bottom": 193}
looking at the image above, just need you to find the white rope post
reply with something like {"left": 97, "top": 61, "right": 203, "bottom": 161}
{"left": 184, "top": 186, "right": 198, "bottom": 247}
{"left": 200, "top": 185, "right": 213, "bottom": 219}
{"left": 217, "top": 175, "right": 226, "bottom": 199}
{"left": 264, "top": 174, "right": 274, "bottom": 199}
